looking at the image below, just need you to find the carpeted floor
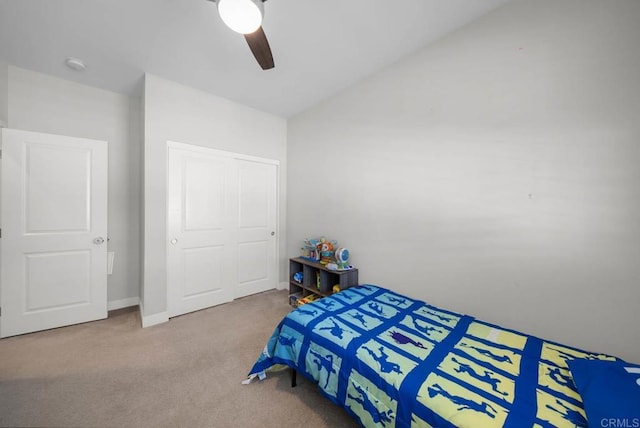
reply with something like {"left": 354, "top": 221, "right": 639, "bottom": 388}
{"left": 0, "top": 289, "right": 359, "bottom": 427}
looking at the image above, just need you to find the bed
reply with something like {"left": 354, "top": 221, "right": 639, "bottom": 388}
{"left": 247, "top": 285, "right": 638, "bottom": 427}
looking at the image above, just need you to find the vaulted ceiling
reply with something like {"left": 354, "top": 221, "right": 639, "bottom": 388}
{"left": 0, "top": 0, "right": 510, "bottom": 117}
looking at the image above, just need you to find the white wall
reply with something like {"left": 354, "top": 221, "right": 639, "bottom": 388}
{"left": 142, "top": 74, "right": 287, "bottom": 319}
{"left": 288, "top": 0, "right": 640, "bottom": 362}
{"left": 0, "top": 59, "right": 7, "bottom": 126}
{"left": 7, "top": 66, "right": 141, "bottom": 306}
{"left": 0, "top": 59, "right": 7, "bottom": 229}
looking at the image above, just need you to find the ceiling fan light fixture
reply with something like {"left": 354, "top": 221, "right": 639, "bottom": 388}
{"left": 217, "top": 0, "right": 263, "bottom": 34}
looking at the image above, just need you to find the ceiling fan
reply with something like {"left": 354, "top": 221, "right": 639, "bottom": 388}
{"left": 209, "top": 0, "right": 275, "bottom": 70}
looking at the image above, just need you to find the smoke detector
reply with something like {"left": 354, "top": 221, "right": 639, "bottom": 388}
{"left": 65, "top": 57, "right": 87, "bottom": 71}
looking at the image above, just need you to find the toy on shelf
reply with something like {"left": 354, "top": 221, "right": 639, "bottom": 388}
{"left": 297, "top": 294, "right": 321, "bottom": 306}
{"left": 319, "top": 237, "right": 337, "bottom": 265}
{"left": 293, "top": 272, "right": 303, "bottom": 283}
{"left": 300, "top": 236, "right": 338, "bottom": 264}
{"left": 326, "top": 247, "right": 353, "bottom": 271}
{"left": 334, "top": 247, "right": 352, "bottom": 270}
{"left": 300, "top": 237, "right": 322, "bottom": 262}
{"left": 289, "top": 292, "right": 302, "bottom": 307}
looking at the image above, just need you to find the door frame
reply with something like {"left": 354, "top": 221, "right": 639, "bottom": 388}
{"left": 165, "top": 141, "right": 280, "bottom": 315}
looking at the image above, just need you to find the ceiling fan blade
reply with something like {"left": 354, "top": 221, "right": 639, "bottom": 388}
{"left": 244, "top": 26, "right": 274, "bottom": 70}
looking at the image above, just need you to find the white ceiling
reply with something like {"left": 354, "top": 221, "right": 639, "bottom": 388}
{"left": 0, "top": 0, "right": 510, "bottom": 117}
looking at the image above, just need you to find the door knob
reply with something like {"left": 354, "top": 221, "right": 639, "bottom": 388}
{"left": 171, "top": 239, "right": 178, "bottom": 245}
{"left": 271, "top": 231, "right": 275, "bottom": 236}
{"left": 93, "top": 237, "right": 105, "bottom": 245}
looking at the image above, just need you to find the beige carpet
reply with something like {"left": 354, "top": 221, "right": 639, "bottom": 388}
{"left": 0, "top": 289, "right": 359, "bottom": 428}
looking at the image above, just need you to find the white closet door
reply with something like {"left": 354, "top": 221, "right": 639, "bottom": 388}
{"left": 167, "top": 144, "right": 236, "bottom": 317}
{"left": 235, "top": 159, "right": 277, "bottom": 298}
{"left": 166, "top": 142, "right": 278, "bottom": 318}
{"left": 1, "top": 128, "right": 108, "bottom": 337}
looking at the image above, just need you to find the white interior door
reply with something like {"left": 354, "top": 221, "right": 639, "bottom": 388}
{"left": 236, "top": 159, "right": 277, "bottom": 298}
{"left": 167, "top": 142, "right": 278, "bottom": 318}
{"left": 0, "top": 128, "right": 108, "bottom": 337}
{"left": 167, "top": 144, "right": 236, "bottom": 317}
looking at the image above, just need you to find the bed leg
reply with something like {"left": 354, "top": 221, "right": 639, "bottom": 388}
{"left": 291, "top": 368, "right": 297, "bottom": 388}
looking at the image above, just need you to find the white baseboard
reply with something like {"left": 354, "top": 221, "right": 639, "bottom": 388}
{"left": 278, "top": 281, "right": 288, "bottom": 291}
{"left": 139, "top": 302, "right": 169, "bottom": 328}
{"left": 107, "top": 296, "right": 140, "bottom": 311}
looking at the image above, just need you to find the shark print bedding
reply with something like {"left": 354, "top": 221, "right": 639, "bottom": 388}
{"left": 248, "top": 285, "right": 617, "bottom": 427}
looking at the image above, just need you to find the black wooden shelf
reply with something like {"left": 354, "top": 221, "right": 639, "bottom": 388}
{"left": 289, "top": 257, "right": 358, "bottom": 306}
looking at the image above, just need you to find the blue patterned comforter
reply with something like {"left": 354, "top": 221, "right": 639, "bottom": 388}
{"left": 249, "top": 285, "right": 616, "bottom": 427}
